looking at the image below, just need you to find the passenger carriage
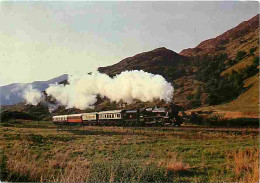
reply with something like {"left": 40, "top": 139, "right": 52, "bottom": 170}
{"left": 52, "top": 115, "right": 68, "bottom": 125}
{"left": 82, "top": 112, "right": 98, "bottom": 125}
{"left": 67, "top": 114, "right": 83, "bottom": 125}
{"left": 98, "top": 110, "right": 123, "bottom": 125}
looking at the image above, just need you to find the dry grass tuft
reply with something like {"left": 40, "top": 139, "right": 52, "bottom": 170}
{"left": 157, "top": 151, "right": 190, "bottom": 174}
{"left": 55, "top": 156, "right": 91, "bottom": 183}
{"left": 226, "top": 147, "right": 259, "bottom": 183}
{"left": 166, "top": 162, "right": 191, "bottom": 172}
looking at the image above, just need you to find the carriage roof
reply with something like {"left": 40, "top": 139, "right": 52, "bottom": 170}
{"left": 82, "top": 112, "right": 98, "bottom": 115}
{"left": 98, "top": 110, "right": 123, "bottom": 114}
{"left": 67, "top": 114, "right": 83, "bottom": 117}
{"left": 52, "top": 115, "right": 68, "bottom": 118}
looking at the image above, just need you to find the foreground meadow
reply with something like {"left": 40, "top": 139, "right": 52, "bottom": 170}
{"left": 0, "top": 121, "right": 259, "bottom": 183}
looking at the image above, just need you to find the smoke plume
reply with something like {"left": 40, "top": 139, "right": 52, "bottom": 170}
{"left": 23, "top": 85, "right": 44, "bottom": 105}
{"left": 45, "top": 70, "right": 174, "bottom": 110}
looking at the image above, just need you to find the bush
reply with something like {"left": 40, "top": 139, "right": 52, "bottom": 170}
{"left": 240, "top": 57, "right": 259, "bottom": 79}
{"left": 249, "top": 47, "right": 257, "bottom": 55}
{"left": 236, "top": 51, "right": 247, "bottom": 61}
{"left": 227, "top": 59, "right": 237, "bottom": 67}
{"left": 253, "top": 56, "right": 259, "bottom": 66}
{"left": 242, "top": 65, "right": 258, "bottom": 79}
{"left": 164, "top": 66, "right": 186, "bottom": 81}
{"left": 186, "top": 94, "right": 194, "bottom": 100}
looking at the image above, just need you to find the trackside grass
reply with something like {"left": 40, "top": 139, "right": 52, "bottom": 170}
{"left": 0, "top": 121, "right": 259, "bottom": 182}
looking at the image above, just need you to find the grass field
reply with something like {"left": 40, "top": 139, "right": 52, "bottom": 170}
{"left": 0, "top": 120, "right": 259, "bottom": 183}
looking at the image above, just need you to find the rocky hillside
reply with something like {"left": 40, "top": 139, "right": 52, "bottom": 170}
{"left": 98, "top": 47, "right": 189, "bottom": 77}
{"left": 179, "top": 14, "right": 259, "bottom": 59}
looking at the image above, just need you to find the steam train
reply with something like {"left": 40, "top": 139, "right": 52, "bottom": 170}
{"left": 52, "top": 105, "right": 183, "bottom": 127}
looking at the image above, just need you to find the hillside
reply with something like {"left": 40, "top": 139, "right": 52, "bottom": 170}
{"left": 98, "top": 47, "right": 189, "bottom": 77}
{"left": 179, "top": 14, "right": 259, "bottom": 59}
{"left": 180, "top": 15, "right": 259, "bottom": 114}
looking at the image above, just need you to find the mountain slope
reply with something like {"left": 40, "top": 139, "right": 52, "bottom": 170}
{"left": 179, "top": 14, "right": 259, "bottom": 113}
{"left": 0, "top": 74, "right": 68, "bottom": 105}
{"left": 216, "top": 73, "right": 259, "bottom": 113}
{"left": 179, "top": 14, "right": 259, "bottom": 59}
{"left": 98, "top": 47, "right": 188, "bottom": 77}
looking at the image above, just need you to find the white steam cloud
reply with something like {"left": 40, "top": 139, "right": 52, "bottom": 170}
{"left": 22, "top": 70, "right": 173, "bottom": 110}
{"left": 23, "top": 85, "right": 44, "bottom": 105}
{"left": 46, "top": 70, "right": 174, "bottom": 110}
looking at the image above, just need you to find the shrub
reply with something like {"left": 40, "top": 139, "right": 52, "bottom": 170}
{"left": 236, "top": 51, "right": 247, "bottom": 61}
{"left": 249, "top": 47, "right": 257, "bottom": 55}
{"left": 186, "top": 94, "right": 194, "bottom": 100}
{"left": 164, "top": 66, "right": 186, "bottom": 81}
{"left": 253, "top": 56, "right": 259, "bottom": 66}
{"left": 226, "top": 59, "right": 237, "bottom": 67}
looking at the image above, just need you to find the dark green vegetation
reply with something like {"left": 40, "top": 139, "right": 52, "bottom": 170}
{"left": 1, "top": 104, "right": 50, "bottom": 122}
{"left": 194, "top": 52, "right": 259, "bottom": 105}
{"left": 1, "top": 121, "right": 259, "bottom": 182}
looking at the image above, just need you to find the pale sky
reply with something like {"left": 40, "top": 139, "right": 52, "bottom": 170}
{"left": 0, "top": 1, "right": 258, "bottom": 86}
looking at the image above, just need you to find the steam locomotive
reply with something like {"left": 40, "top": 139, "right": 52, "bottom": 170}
{"left": 52, "top": 105, "right": 183, "bottom": 127}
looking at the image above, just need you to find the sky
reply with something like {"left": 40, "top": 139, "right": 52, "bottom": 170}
{"left": 0, "top": 1, "right": 258, "bottom": 86}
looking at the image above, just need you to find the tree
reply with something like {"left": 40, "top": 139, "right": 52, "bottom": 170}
{"left": 195, "top": 53, "right": 243, "bottom": 105}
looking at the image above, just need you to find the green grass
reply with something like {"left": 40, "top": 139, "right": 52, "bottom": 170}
{"left": 0, "top": 121, "right": 259, "bottom": 182}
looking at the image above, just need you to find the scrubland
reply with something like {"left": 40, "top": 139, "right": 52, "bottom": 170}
{"left": 0, "top": 121, "right": 259, "bottom": 183}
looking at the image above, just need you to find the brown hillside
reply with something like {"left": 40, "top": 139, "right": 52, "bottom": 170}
{"left": 176, "top": 14, "right": 259, "bottom": 113}
{"left": 179, "top": 14, "right": 259, "bottom": 59}
{"left": 98, "top": 47, "right": 188, "bottom": 77}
